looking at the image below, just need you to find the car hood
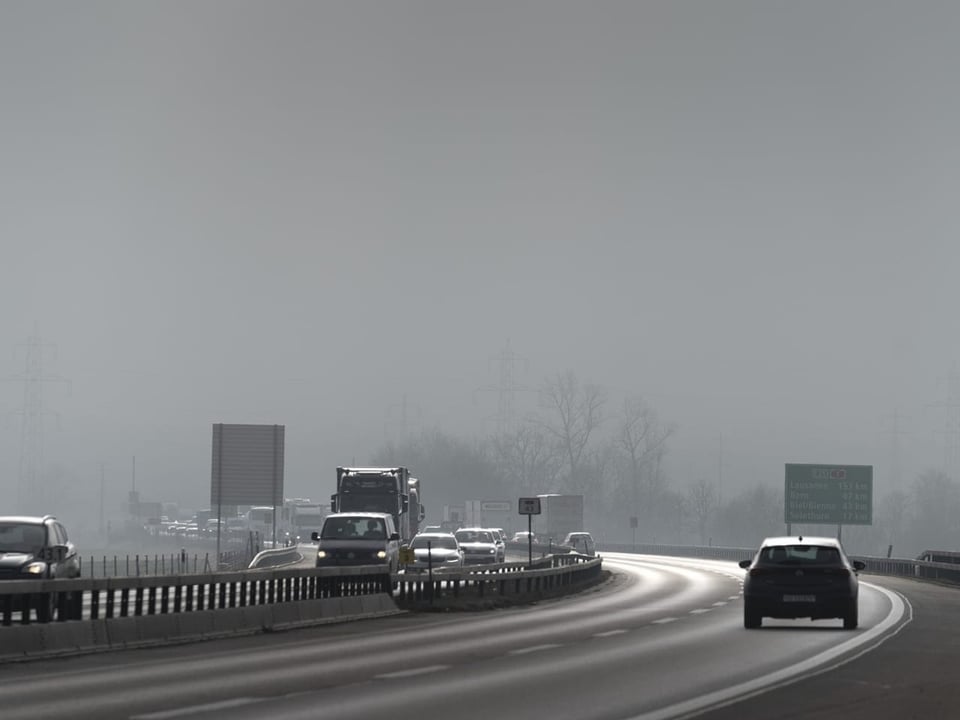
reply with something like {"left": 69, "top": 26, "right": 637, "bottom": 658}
{"left": 0, "top": 552, "right": 33, "bottom": 569}
{"left": 413, "top": 548, "right": 459, "bottom": 559}
{"left": 317, "top": 539, "right": 390, "bottom": 550}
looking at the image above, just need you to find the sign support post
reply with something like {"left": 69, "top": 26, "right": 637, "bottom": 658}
{"left": 518, "top": 497, "right": 542, "bottom": 568}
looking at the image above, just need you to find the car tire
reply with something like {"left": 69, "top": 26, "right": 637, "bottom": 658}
{"left": 843, "top": 601, "right": 858, "bottom": 630}
{"left": 743, "top": 601, "right": 762, "bottom": 629}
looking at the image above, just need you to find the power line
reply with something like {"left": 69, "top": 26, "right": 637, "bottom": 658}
{"left": 384, "top": 393, "right": 423, "bottom": 443}
{"left": 928, "top": 366, "right": 960, "bottom": 481}
{"left": 880, "top": 407, "right": 910, "bottom": 491}
{"left": 3, "top": 333, "right": 70, "bottom": 513}
{"left": 476, "top": 339, "right": 532, "bottom": 435}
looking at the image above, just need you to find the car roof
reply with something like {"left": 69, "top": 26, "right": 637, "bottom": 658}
{"left": 0, "top": 516, "right": 52, "bottom": 525}
{"left": 325, "top": 512, "right": 392, "bottom": 520}
{"left": 414, "top": 532, "right": 457, "bottom": 539}
{"left": 760, "top": 536, "right": 842, "bottom": 548}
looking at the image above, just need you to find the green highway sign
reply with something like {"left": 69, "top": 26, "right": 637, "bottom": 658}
{"left": 784, "top": 464, "right": 873, "bottom": 525}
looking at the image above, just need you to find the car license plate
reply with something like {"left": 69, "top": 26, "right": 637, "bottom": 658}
{"left": 783, "top": 594, "right": 816, "bottom": 602}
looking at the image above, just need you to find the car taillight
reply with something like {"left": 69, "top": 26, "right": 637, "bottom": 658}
{"left": 748, "top": 567, "right": 777, "bottom": 577}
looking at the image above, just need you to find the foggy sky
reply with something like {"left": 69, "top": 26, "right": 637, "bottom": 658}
{"left": 2, "top": 2, "right": 960, "bottom": 523}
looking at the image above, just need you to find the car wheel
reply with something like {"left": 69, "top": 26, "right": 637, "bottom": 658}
{"left": 743, "top": 601, "right": 762, "bottom": 629}
{"left": 843, "top": 601, "right": 858, "bottom": 630}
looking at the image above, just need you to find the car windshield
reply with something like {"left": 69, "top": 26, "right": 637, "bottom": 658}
{"left": 337, "top": 495, "right": 396, "bottom": 515}
{"left": 321, "top": 517, "right": 386, "bottom": 540}
{"left": 411, "top": 536, "right": 457, "bottom": 550}
{"left": 456, "top": 531, "right": 492, "bottom": 543}
{"left": 0, "top": 523, "right": 45, "bottom": 553}
{"left": 758, "top": 545, "right": 842, "bottom": 565}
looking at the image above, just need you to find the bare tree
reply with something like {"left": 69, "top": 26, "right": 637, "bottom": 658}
{"left": 687, "top": 478, "right": 717, "bottom": 545}
{"left": 491, "top": 423, "right": 563, "bottom": 495}
{"left": 612, "top": 396, "right": 675, "bottom": 530}
{"left": 537, "top": 371, "right": 606, "bottom": 492}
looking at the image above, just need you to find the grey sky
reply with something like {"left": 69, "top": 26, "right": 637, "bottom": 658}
{"left": 2, "top": 2, "right": 959, "bottom": 521}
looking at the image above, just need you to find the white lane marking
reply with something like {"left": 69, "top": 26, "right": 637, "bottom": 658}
{"left": 650, "top": 617, "right": 677, "bottom": 625}
{"left": 712, "top": 601, "right": 728, "bottom": 607}
{"left": 130, "top": 698, "right": 261, "bottom": 720}
{"left": 689, "top": 608, "right": 711, "bottom": 614}
{"left": 508, "top": 643, "right": 563, "bottom": 655}
{"left": 593, "top": 629, "right": 628, "bottom": 637}
{"left": 728, "top": 595, "right": 741, "bottom": 600}
{"left": 626, "top": 582, "right": 912, "bottom": 720}
{"left": 375, "top": 665, "right": 449, "bottom": 679}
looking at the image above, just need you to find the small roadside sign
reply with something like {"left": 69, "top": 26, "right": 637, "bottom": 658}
{"left": 39, "top": 546, "right": 67, "bottom": 563}
{"left": 399, "top": 547, "right": 415, "bottom": 564}
{"left": 518, "top": 497, "right": 541, "bottom": 515}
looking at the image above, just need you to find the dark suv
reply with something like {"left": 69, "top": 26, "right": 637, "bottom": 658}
{"left": 0, "top": 515, "right": 80, "bottom": 621}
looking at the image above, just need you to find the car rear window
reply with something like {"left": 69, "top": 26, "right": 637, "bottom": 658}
{"left": 411, "top": 536, "right": 457, "bottom": 550}
{"left": 456, "top": 531, "right": 492, "bottom": 543}
{"left": 758, "top": 545, "right": 842, "bottom": 565}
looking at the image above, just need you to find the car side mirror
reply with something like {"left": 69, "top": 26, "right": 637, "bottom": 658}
{"left": 389, "top": 532, "right": 400, "bottom": 542}
{"left": 310, "top": 532, "right": 320, "bottom": 542}
{"left": 738, "top": 559, "right": 752, "bottom": 569}
{"left": 852, "top": 560, "right": 866, "bottom": 572}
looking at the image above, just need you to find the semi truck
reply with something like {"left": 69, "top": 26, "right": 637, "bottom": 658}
{"left": 280, "top": 499, "right": 328, "bottom": 544}
{"left": 532, "top": 494, "right": 584, "bottom": 545}
{"left": 331, "top": 467, "right": 424, "bottom": 543}
{"left": 464, "top": 500, "right": 514, "bottom": 535}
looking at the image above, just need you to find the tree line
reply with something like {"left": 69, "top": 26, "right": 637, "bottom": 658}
{"left": 373, "top": 370, "right": 959, "bottom": 559}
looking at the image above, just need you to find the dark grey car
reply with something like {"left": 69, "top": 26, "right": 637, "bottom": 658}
{"left": 0, "top": 515, "right": 80, "bottom": 622}
{"left": 739, "top": 536, "right": 864, "bottom": 630}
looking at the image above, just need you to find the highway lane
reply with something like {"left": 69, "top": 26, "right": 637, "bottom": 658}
{"left": 0, "top": 553, "right": 907, "bottom": 720}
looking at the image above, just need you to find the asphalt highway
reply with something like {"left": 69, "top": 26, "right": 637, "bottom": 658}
{"left": 0, "top": 553, "right": 913, "bottom": 720}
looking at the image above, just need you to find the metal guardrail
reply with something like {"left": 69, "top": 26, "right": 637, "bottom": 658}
{"left": 0, "top": 565, "right": 391, "bottom": 627}
{"left": 599, "top": 542, "right": 960, "bottom": 586}
{"left": 395, "top": 553, "right": 602, "bottom": 607}
{"left": 0, "top": 550, "right": 603, "bottom": 626}
{"left": 248, "top": 546, "right": 302, "bottom": 569}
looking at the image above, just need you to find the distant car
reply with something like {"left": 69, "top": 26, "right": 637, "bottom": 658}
{"left": 405, "top": 533, "right": 464, "bottom": 572}
{"left": 0, "top": 515, "right": 80, "bottom": 622}
{"left": 454, "top": 528, "right": 501, "bottom": 564}
{"left": 488, "top": 528, "right": 507, "bottom": 562}
{"left": 739, "top": 536, "right": 865, "bottom": 630}
{"left": 420, "top": 525, "right": 445, "bottom": 535}
{"left": 511, "top": 531, "right": 534, "bottom": 543}
{"left": 563, "top": 532, "right": 596, "bottom": 556}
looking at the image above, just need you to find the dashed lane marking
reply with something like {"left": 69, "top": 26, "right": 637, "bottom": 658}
{"left": 375, "top": 665, "right": 450, "bottom": 679}
{"left": 593, "top": 629, "right": 628, "bottom": 637}
{"left": 130, "top": 698, "right": 262, "bottom": 719}
{"left": 508, "top": 644, "right": 563, "bottom": 655}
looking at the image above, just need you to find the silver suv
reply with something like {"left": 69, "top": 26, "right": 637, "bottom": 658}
{"left": 311, "top": 512, "right": 401, "bottom": 573}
